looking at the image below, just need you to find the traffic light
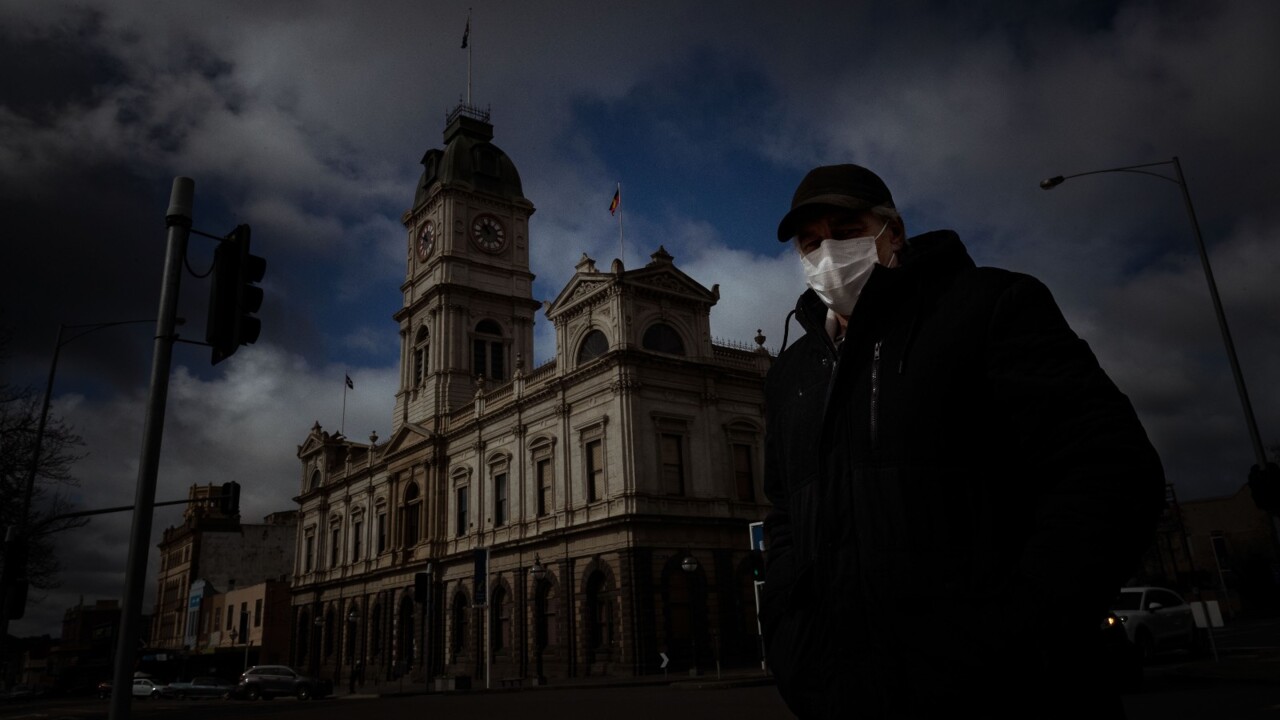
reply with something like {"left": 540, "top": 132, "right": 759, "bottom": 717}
{"left": 206, "top": 224, "right": 266, "bottom": 365}
{"left": 748, "top": 549, "right": 764, "bottom": 581}
{"left": 2, "top": 533, "right": 29, "bottom": 620}
{"left": 220, "top": 481, "right": 241, "bottom": 517}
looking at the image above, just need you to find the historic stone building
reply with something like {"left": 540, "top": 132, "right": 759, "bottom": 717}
{"left": 150, "top": 484, "right": 296, "bottom": 652}
{"left": 291, "top": 104, "right": 771, "bottom": 688}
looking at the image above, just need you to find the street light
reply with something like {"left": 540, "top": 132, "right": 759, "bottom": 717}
{"left": 1040, "top": 157, "right": 1266, "bottom": 471}
{"left": 347, "top": 608, "right": 360, "bottom": 693}
{"left": 531, "top": 555, "right": 546, "bottom": 686}
{"left": 681, "top": 554, "right": 699, "bottom": 677}
{"left": 1, "top": 319, "right": 159, "bottom": 632}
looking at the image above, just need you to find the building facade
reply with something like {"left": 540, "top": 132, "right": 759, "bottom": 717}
{"left": 150, "top": 484, "right": 297, "bottom": 651}
{"left": 291, "top": 105, "right": 772, "bottom": 687}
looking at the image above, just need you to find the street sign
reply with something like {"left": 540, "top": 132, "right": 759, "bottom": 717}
{"left": 748, "top": 521, "right": 765, "bottom": 552}
{"left": 659, "top": 652, "right": 669, "bottom": 669}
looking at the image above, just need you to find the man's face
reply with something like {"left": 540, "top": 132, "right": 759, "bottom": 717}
{"left": 794, "top": 209, "right": 903, "bottom": 265}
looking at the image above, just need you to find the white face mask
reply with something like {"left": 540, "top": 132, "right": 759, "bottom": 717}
{"left": 797, "top": 223, "right": 888, "bottom": 316}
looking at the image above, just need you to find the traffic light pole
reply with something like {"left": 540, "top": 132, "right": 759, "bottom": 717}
{"left": 109, "top": 177, "right": 193, "bottom": 720}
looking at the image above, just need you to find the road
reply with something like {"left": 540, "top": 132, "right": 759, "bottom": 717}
{"left": 8, "top": 619, "right": 1280, "bottom": 720}
{"left": 5, "top": 678, "right": 1280, "bottom": 720}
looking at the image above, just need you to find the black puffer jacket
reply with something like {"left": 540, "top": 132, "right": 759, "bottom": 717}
{"left": 761, "top": 231, "right": 1164, "bottom": 718}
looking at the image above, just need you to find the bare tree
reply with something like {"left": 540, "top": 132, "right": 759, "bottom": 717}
{"left": 1, "top": 381, "right": 88, "bottom": 591}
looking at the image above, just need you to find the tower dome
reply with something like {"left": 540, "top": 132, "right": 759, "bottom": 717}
{"left": 413, "top": 105, "right": 528, "bottom": 209}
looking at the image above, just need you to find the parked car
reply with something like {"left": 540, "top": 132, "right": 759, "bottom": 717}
{"left": 163, "top": 676, "right": 235, "bottom": 700}
{"left": 1111, "top": 586, "right": 1199, "bottom": 661}
{"left": 232, "top": 665, "right": 331, "bottom": 701}
{"left": 131, "top": 678, "right": 167, "bottom": 699}
{"left": 96, "top": 680, "right": 112, "bottom": 699}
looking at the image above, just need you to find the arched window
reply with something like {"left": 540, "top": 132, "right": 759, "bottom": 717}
{"left": 324, "top": 607, "right": 336, "bottom": 658}
{"left": 576, "top": 329, "right": 608, "bottom": 365}
{"left": 370, "top": 603, "right": 383, "bottom": 656}
{"left": 296, "top": 609, "right": 311, "bottom": 665}
{"left": 397, "top": 596, "right": 414, "bottom": 666}
{"left": 473, "top": 320, "right": 505, "bottom": 381}
{"left": 534, "top": 580, "right": 555, "bottom": 650}
{"left": 413, "top": 326, "right": 429, "bottom": 387}
{"left": 585, "top": 571, "right": 612, "bottom": 650}
{"left": 642, "top": 323, "right": 685, "bottom": 355}
{"left": 451, "top": 590, "right": 469, "bottom": 660}
{"left": 402, "top": 483, "right": 421, "bottom": 547}
{"left": 490, "top": 585, "right": 510, "bottom": 652}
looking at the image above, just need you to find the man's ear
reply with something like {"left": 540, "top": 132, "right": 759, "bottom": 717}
{"left": 888, "top": 216, "right": 907, "bottom": 250}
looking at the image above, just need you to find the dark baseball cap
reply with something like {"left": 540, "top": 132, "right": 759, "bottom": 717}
{"left": 776, "top": 163, "right": 895, "bottom": 241}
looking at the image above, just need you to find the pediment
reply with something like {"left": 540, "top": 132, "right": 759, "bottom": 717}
{"left": 626, "top": 265, "right": 717, "bottom": 302}
{"left": 381, "top": 423, "right": 433, "bottom": 456}
{"left": 297, "top": 430, "right": 327, "bottom": 458}
{"left": 546, "top": 273, "right": 614, "bottom": 318}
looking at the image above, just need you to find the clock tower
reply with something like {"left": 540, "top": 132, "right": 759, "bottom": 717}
{"left": 394, "top": 104, "right": 538, "bottom": 431}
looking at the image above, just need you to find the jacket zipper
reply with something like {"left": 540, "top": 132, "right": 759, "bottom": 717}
{"left": 870, "top": 340, "right": 882, "bottom": 449}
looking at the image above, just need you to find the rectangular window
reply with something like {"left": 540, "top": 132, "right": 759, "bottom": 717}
{"left": 226, "top": 606, "right": 234, "bottom": 632}
{"left": 661, "top": 433, "right": 685, "bottom": 495}
{"left": 733, "top": 443, "right": 755, "bottom": 501}
{"left": 536, "top": 458, "right": 553, "bottom": 517}
{"left": 353, "top": 519, "right": 363, "bottom": 561}
{"left": 304, "top": 533, "right": 315, "bottom": 573}
{"left": 494, "top": 473, "right": 508, "bottom": 527}
{"left": 330, "top": 526, "right": 341, "bottom": 566}
{"left": 586, "top": 439, "right": 604, "bottom": 502}
{"left": 254, "top": 598, "right": 263, "bottom": 627}
{"left": 456, "top": 486, "right": 469, "bottom": 537}
{"left": 376, "top": 511, "right": 387, "bottom": 554}
{"left": 214, "top": 603, "right": 221, "bottom": 631}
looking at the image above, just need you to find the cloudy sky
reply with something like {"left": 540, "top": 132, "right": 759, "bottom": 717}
{"left": 3, "top": 0, "right": 1278, "bottom": 636}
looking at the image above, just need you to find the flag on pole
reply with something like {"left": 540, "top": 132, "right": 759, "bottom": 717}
{"left": 461, "top": 16, "right": 470, "bottom": 48}
{"left": 345, "top": 374, "right": 354, "bottom": 390}
{"left": 609, "top": 187, "right": 620, "bottom": 215}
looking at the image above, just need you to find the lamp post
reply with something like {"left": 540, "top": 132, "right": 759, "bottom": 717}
{"left": 1040, "top": 157, "right": 1266, "bottom": 469}
{"left": 312, "top": 612, "right": 324, "bottom": 677}
{"left": 681, "top": 554, "right": 699, "bottom": 677}
{"left": 347, "top": 608, "right": 359, "bottom": 693}
{"left": 1, "top": 319, "right": 157, "bottom": 640}
{"left": 531, "top": 555, "right": 546, "bottom": 685}
{"left": 243, "top": 610, "right": 252, "bottom": 671}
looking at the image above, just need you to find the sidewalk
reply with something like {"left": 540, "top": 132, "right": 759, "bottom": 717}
{"left": 1153, "top": 646, "right": 1280, "bottom": 686}
{"left": 329, "top": 665, "right": 776, "bottom": 699}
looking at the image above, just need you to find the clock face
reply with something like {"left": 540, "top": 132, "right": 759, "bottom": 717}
{"left": 470, "top": 214, "right": 506, "bottom": 253}
{"left": 417, "top": 221, "right": 434, "bottom": 261}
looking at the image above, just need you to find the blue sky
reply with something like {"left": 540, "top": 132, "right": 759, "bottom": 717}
{"left": 2, "top": 0, "right": 1279, "bottom": 635}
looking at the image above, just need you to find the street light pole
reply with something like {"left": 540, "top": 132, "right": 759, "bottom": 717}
{"left": 531, "top": 556, "right": 546, "bottom": 685}
{"left": 681, "top": 554, "right": 699, "bottom": 677}
{"left": 110, "top": 177, "right": 194, "bottom": 720}
{"left": 1040, "top": 157, "right": 1266, "bottom": 467}
{"left": 1, "top": 318, "right": 157, "bottom": 644}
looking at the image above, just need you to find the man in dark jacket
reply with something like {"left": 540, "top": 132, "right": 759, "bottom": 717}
{"left": 761, "top": 164, "right": 1165, "bottom": 718}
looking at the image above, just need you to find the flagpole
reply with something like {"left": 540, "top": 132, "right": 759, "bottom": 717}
{"left": 341, "top": 379, "right": 348, "bottom": 436}
{"left": 617, "top": 183, "right": 625, "bottom": 264}
{"left": 467, "top": 8, "right": 473, "bottom": 106}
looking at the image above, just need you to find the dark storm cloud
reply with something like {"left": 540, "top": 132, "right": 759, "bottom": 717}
{"left": 2, "top": 0, "right": 1278, "bottom": 636}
